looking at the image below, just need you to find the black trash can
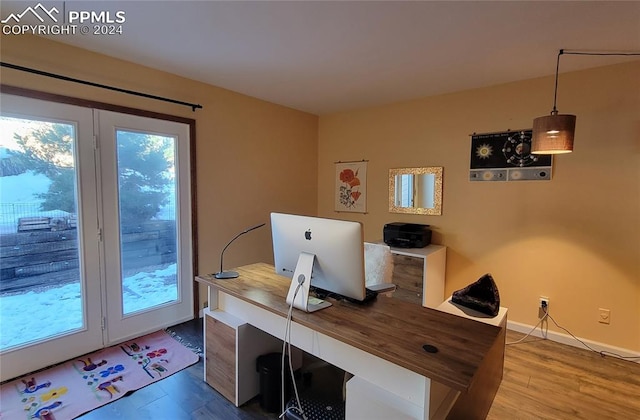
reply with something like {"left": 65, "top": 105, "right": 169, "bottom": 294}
{"left": 256, "top": 352, "right": 290, "bottom": 413}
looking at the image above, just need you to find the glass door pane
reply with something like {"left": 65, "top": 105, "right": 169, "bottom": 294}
{"left": 0, "top": 94, "right": 102, "bottom": 382}
{"left": 98, "top": 110, "right": 193, "bottom": 345}
{"left": 0, "top": 117, "right": 84, "bottom": 349}
{"left": 115, "top": 130, "right": 178, "bottom": 315}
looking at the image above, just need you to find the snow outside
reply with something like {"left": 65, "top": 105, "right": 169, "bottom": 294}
{"left": 0, "top": 116, "right": 178, "bottom": 350}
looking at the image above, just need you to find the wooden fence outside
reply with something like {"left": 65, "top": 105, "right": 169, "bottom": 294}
{"left": 0, "top": 220, "right": 176, "bottom": 292}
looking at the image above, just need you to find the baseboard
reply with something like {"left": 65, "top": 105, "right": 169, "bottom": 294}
{"left": 507, "top": 320, "right": 640, "bottom": 363}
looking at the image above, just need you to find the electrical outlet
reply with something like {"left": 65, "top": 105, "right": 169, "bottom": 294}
{"left": 538, "top": 296, "right": 549, "bottom": 318}
{"left": 598, "top": 308, "right": 611, "bottom": 324}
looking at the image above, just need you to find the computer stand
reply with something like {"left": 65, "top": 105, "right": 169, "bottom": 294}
{"left": 286, "top": 252, "right": 332, "bottom": 313}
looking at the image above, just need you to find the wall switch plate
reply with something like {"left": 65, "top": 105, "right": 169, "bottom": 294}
{"left": 598, "top": 308, "right": 611, "bottom": 324}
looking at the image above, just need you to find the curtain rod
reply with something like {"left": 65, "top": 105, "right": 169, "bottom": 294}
{"left": 0, "top": 62, "right": 203, "bottom": 112}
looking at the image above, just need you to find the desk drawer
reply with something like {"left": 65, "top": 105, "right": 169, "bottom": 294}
{"left": 204, "top": 308, "right": 291, "bottom": 407}
{"left": 205, "top": 315, "right": 236, "bottom": 403}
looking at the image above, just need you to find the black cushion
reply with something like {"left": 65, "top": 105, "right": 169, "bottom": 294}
{"left": 451, "top": 273, "right": 500, "bottom": 317}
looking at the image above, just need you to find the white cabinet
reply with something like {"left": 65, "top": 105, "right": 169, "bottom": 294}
{"left": 386, "top": 244, "right": 447, "bottom": 308}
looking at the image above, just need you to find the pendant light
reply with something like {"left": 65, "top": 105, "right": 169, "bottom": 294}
{"left": 531, "top": 50, "right": 576, "bottom": 154}
{"left": 532, "top": 49, "right": 640, "bottom": 155}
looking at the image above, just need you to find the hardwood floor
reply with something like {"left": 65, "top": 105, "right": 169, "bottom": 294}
{"left": 77, "top": 320, "right": 639, "bottom": 419}
{"left": 487, "top": 330, "right": 640, "bottom": 420}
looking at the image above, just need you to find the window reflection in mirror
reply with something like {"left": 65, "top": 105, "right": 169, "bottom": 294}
{"left": 389, "top": 167, "right": 442, "bottom": 215}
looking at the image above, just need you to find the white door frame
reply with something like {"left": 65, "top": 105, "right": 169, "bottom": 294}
{"left": 0, "top": 94, "right": 103, "bottom": 381}
{"left": 0, "top": 93, "right": 196, "bottom": 381}
{"left": 96, "top": 110, "right": 194, "bottom": 345}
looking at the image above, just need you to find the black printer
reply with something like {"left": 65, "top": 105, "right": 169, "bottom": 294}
{"left": 383, "top": 222, "right": 432, "bottom": 248}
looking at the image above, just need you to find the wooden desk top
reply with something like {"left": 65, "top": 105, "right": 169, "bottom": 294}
{"left": 196, "top": 262, "right": 501, "bottom": 393}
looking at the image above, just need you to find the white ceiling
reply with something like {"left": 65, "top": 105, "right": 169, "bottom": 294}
{"left": 2, "top": 1, "right": 639, "bottom": 115}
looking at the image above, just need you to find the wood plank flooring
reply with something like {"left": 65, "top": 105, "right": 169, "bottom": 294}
{"left": 487, "top": 330, "right": 640, "bottom": 420}
{"left": 77, "top": 320, "right": 639, "bottom": 419}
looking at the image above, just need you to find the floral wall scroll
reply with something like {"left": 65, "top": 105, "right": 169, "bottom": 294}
{"left": 335, "top": 161, "right": 367, "bottom": 213}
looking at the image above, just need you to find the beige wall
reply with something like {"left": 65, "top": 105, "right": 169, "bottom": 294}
{"left": 2, "top": 35, "right": 638, "bottom": 352}
{"left": 318, "top": 61, "right": 640, "bottom": 351}
{"left": 0, "top": 35, "right": 319, "bottom": 309}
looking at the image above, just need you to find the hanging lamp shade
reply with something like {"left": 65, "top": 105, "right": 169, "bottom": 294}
{"left": 532, "top": 49, "right": 640, "bottom": 152}
{"left": 531, "top": 112, "right": 576, "bottom": 154}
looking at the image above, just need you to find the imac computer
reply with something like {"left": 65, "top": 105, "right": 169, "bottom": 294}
{"left": 271, "top": 212, "right": 366, "bottom": 312}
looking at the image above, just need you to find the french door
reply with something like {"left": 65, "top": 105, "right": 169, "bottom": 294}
{"left": 0, "top": 94, "right": 193, "bottom": 381}
{"left": 97, "top": 110, "right": 193, "bottom": 344}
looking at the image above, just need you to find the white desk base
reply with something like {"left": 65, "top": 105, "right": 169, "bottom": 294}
{"left": 205, "top": 292, "right": 456, "bottom": 419}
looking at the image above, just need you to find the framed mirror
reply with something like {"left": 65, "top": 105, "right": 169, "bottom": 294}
{"left": 389, "top": 167, "right": 443, "bottom": 215}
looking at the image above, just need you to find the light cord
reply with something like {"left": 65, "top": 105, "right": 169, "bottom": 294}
{"left": 507, "top": 306, "right": 639, "bottom": 361}
{"left": 561, "top": 50, "right": 640, "bottom": 56}
{"left": 506, "top": 311, "right": 548, "bottom": 345}
{"left": 545, "top": 311, "right": 639, "bottom": 361}
{"left": 551, "top": 49, "right": 562, "bottom": 114}
{"left": 548, "top": 49, "right": 640, "bottom": 116}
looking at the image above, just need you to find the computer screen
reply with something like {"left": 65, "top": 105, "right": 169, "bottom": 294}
{"left": 271, "top": 212, "right": 366, "bottom": 302}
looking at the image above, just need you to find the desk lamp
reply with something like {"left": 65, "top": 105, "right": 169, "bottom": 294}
{"left": 214, "top": 223, "right": 265, "bottom": 279}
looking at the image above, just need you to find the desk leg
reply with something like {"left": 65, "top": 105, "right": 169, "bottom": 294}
{"left": 445, "top": 319, "right": 506, "bottom": 419}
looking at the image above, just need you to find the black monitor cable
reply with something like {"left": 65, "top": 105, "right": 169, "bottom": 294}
{"left": 279, "top": 277, "right": 306, "bottom": 420}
